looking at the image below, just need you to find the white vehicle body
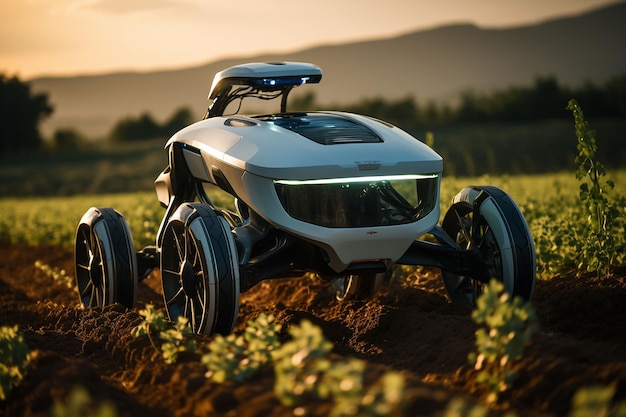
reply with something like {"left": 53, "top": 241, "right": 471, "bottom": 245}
{"left": 164, "top": 109, "right": 442, "bottom": 271}
{"left": 76, "top": 61, "right": 536, "bottom": 336}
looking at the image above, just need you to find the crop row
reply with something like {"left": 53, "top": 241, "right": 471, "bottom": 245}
{"left": 3, "top": 278, "right": 625, "bottom": 416}
{"left": 1, "top": 169, "right": 624, "bottom": 277}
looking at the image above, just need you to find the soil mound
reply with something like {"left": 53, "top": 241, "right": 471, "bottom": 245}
{"left": 1, "top": 242, "right": 625, "bottom": 416}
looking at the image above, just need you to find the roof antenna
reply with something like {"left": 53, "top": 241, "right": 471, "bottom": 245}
{"left": 280, "top": 86, "right": 293, "bottom": 113}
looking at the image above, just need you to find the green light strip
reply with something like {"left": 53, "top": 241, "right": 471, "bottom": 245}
{"left": 274, "top": 174, "right": 438, "bottom": 186}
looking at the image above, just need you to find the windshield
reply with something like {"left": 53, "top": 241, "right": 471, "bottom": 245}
{"left": 274, "top": 175, "right": 439, "bottom": 228}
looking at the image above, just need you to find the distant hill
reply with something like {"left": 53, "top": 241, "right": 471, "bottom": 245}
{"left": 31, "top": 2, "right": 626, "bottom": 138}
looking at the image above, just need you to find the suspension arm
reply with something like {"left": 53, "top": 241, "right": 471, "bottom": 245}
{"left": 397, "top": 239, "right": 490, "bottom": 283}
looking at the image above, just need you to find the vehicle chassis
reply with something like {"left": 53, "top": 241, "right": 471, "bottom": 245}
{"left": 74, "top": 62, "right": 536, "bottom": 335}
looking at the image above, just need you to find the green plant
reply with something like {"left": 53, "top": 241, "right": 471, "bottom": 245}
{"left": 35, "top": 260, "right": 75, "bottom": 289}
{"left": 441, "top": 398, "right": 490, "bottom": 417}
{"left": 567, "top": 99, "right": 624, "bottom": 276}
{"left": 202, "top": 313, "right": 281, "bottom": 383}
{"left": 330, "top": 370, "right": 406, "bottom": 417}
{"left": 242, "top": 312, "right": 282, "bottom": 370}
{"left": 272, "top": 319, "right": 334, "bottom": 407}
{"left": 320, "top": 358, "right": 367, "bottom": 415}
{"left": 159, "top": 316, "right": 197, "bottom": 365}
{"left": 273, "top": 319, "right": 406, "bottom": 416}
{"left": 468, "top": 280, "right": 538, "bottom": 403}
{"left": 202, "top": 333, "right": 250, "bottom": 383}
{"left": 569, "top": 385, "right": 626, "bottom": 417}
{"left": 0, "top": 325, "right": 34, "bottom": 401}
{"left": 131, "top": 304, "right": 196, "bottom": 364}
{"left": 52, "top": 387, "right": 118, "bottom": 417}
{"left": 441, "top": 384, "right": 626, "bottom": 417}
{"left": 201, "top": 316, "right": 406, "bottom": 416}
{"left": 531, "top": 210, "right": 579, "bottom": 278}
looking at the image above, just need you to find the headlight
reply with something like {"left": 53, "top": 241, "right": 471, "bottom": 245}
{"left": 274, "top": 174, "right": 439, "bottom": 228}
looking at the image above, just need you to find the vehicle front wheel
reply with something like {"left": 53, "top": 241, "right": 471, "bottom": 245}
{"left": 74, "top": 207, "right": 138, "bottom": 308}
{"left": 441, "top": 186, "right": 536, "bottom": 305}
{"left": 160, "top": 203, "right": 240, "bottom": 335}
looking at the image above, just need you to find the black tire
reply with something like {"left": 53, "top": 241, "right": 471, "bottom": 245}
{"left": 75, "top": 207, "right": 138, "bottom": 308}
{"left": 441, "top": 186, "right": 536, "bottom": 305}
{"left": 331, "top": 272, "right": 388, "bottom": 302}
{"left": 160, "top": 203, "right": 240, "bottom": 335}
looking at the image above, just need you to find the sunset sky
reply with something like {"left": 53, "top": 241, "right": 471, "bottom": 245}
{"left": 1, "top": 0, "right": 622, "bottom": 79}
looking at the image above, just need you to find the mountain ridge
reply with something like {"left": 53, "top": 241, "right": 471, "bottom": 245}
{"left": 30, "top": 2, "right": 626, "bottom": 138}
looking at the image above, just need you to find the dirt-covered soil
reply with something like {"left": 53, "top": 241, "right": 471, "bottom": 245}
{"left": 1, "top": 241, "right": 625, "bottom": 416}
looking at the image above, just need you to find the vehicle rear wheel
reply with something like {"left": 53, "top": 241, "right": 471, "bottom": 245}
{"left": 441, "top": 186, "right": 536, "bottom": 305}
{"left": 331, "top": 272, "right": 388, "bottom": 302}
{"left": 74, "top": 207, "right": 138, "bottom": 308}
{"left": 160, "top": 203, "right": 240, "bottom": 335}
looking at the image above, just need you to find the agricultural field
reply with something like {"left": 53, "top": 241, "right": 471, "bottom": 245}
{"left": 1, "top": 166, "right": 625, "bottom": 417}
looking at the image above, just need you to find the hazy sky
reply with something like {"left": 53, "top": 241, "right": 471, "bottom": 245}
{"left": 1, "top": 0, "right": 622, "bottom": 79}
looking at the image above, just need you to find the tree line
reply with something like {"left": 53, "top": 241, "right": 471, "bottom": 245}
{"left": 292, "top": 74, "right": 626, "bottom": 129}
{"left": 108, "top": 108, "right": 194, "bottom": 142}
{"left": 1, "top": 72, "right": 624, "bottom": 155}
{"left": 0, "top": 75, "right": 53, "bottom": 153}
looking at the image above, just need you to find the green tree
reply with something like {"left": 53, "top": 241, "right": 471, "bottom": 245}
{"left": 0, "top": 74, "right": 53, "bottom": 154}
{"left": 52, "top": 128, "right": 84, "bottom": 150}
{"left": 109, "top": 112, "right": 160, "bottom": 142}
{"left": 109, "top": 107, "right": 195, "bottom": 142}
{"left": 162, "top": 107, "right": 195, "bottom": 137}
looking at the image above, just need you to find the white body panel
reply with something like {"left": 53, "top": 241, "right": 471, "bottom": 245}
{"left": 166, "top": 110, "right": 443, "bottom": 272}
{"left": 167, "top": 112, "right": 442, "bottom": 179}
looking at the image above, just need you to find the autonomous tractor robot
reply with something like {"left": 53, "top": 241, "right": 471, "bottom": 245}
{"left": 75, "top": 62, "right": 536, "bottom": 335}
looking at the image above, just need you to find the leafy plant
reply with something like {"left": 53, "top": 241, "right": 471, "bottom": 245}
{"left": 51, "top": 387, "right": 118, "bottom": 417}
{"left": 35, "top": 260, "right": 75, "bottom": 289}
{"left": 202, "top": 313, "right": 281, "bottom": 383}
{"left": 569, "top": 385, "right": 626, "bottom": 417}
{"left": 273, "top": 319, "right": 406, "bottom": 416}
{"left": 330, "top": 370, "right": 406, "bottom": 417}
{"left": 202, "top": 333, "right": 250, "bottom": 383}
{"left": 441, "top": 384, "right": 626, "bottom": 417}
{"left": 468, "top": 280, "right": 538, "bottom": 403}
{"left": 272, "top": 319, "right": 335, "bottom": 407}
{"left": 441, "top": 398, "right": 489, "bottom": 417}
{"left": 0, "top": 325, "right": 34, "bottom": 401}
{"left": 567, "top": 99, "right": 624, "bottom": 276}
{"left": 526, "top": 101, "right": 626, "bottom": 278}
{"left": 131, "top": 304, "right": 196, "bottom": 364}
{"left": 201, "top": 316, "right": 406, "bottom": 416}
{"left": 159, "top": 316, "right": 197, "bottom": 365}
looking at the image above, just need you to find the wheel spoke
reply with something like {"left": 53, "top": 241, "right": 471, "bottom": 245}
{"left": 173, "top": 231, "right": 183, "bottom": 261}
{"left": 92, "top": 284, "right": 101, "bottom": 307}
{"left": 448, "top": 275, "right": 470, "bottom": 294}
{"left": 476, "top": 224, "right": 489, "bottom": 248}
{"left": 194, "top": 274, "right": 206, "bottom": 310}
{"left": 193, "top": 297, "right": 205, "bottom": 331}
{"left": 185, "top": 297, "right": 196, "bottom": 330}
{"left": 81, "top": 280, "right": 93, "bottom": 298}
{"left": 184, "top": 230, "right": 191, "bottom": 261}
{"left": 454, "top": 209, "right": 472, "bottom": 245}
{"left": 76, "top": 263, "right": 90, "bottom": 271}
{"left": 192, "top": 240, "right": 201, "bottom": 268}
{"left": 165, "top": 287, "right": 185, "bottom": 306}
{"left": 89, "top": 230, "right": 98, "bottom": 254}
{"left": 161, "top": 268, "right": 180, "bottom": 278}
